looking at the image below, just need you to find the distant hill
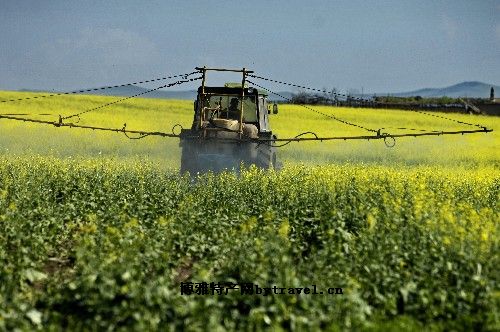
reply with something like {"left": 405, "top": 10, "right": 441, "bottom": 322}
{"left": 384, "top": 81, "right": 499, "bottom": 98}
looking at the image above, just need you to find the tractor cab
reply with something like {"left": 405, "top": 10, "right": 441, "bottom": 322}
{"left": 192, "top": 84, "right": 274, "bottom": 135}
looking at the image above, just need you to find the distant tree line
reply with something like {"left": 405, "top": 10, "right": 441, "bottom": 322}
{"left": 290, "top": 91, "right": 335, "bottom": 105}
{"left": 290, "top": 91, "right": 489, "bottom": 111}
{"left": 289, "top": 90, "right": 373, "bottom": 107}
{"left": 373, "top": 96, "right": 463, "bottom": 106}
{"left": 289, "top": 91, "right": 471, "bottom": 106}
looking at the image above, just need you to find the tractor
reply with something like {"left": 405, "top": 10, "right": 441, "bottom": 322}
{"left": 179, "top": 67, "right": 280, "bottom": 174}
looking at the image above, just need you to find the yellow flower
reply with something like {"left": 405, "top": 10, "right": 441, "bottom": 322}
{"left": 278, "top": 219, "right": 290, "bottom": 238}
{"left": 125, "top": 218, "right": 139, "bottom": 228}
{"left": 366, "top": 213, "right": 376, "bottom": 230}
{"left": 241, "top": 216, "right": 257, "bottom": 233}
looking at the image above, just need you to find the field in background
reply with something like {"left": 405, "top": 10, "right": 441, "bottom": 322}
{"left": 0, "top": 90, "right": 498, "bottom": 168}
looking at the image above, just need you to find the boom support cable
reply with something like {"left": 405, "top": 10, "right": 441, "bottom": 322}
{"left": 248, "top": 74, "right": 490, "bottom": 130}
{"left": 62, "top": 75, "right": 202, "bottom": 120}
{"left": 247, "top": 80, "right": 378, "bottom": 133}
{"left": 249, "top": 73, "right": 367, "bottom": 103}
{"left": 0, "top": 73, "right": 202, "bottom": 140}
{"left": 246, "top": 77, "right": 491, "bottom": 147}
{"left": 0, "top": 71, "right": 198, "bottom": 104}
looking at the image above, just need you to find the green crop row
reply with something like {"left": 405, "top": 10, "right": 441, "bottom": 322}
{"left": 0, "top": 157, "right": 498, "bottom": 330}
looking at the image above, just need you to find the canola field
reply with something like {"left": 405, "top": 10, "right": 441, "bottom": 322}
{"left": 0, "top": 90, "right": 498, "bottom": 167}
{"left": 0, "top": 91, "right": 499, "bottom": 330}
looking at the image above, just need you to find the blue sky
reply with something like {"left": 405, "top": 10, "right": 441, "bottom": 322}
{"left": 1, "top": 0, "right": 499, "bottom": 94}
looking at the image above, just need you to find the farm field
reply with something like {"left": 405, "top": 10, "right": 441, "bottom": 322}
{"left": 0, "top": 90, "right": 499, "bottom": 330}
{"left": 0, "top": 90, "right": 498, "bottom": 168}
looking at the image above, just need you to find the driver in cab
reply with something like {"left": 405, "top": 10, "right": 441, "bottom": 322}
{"left": 227, "top": 98, "right": 240, "bottom": 120}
